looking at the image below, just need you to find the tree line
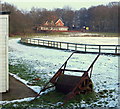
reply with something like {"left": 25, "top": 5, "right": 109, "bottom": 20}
{"left": 1, "top": 2, "right": 119, "bottom": 35}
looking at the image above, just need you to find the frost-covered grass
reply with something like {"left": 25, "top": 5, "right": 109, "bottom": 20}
{"left": 9, "top": 63, "right": 45, "bottom": 86}
{"left": 4, "top": 36, "right": 119, "bottom": 108}
{"left": 92, "top": 32, "right": 119, "bottom": 37}
{"left": 35, "top": 36, "right": 118, "bottom": 45}
{"left": 3, "top": 91, "right": 97, "bottom": 109}
{"left": 2, "top": 89, "right": 118, "bottom": 108}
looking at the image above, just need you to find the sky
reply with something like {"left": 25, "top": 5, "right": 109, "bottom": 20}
{"left": 1, "top": 0, "right": 120, "bottom": 11}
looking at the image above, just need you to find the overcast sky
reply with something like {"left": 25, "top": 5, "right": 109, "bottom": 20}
{"left": 2, "top": 0, "right": 119, "bottom": 11}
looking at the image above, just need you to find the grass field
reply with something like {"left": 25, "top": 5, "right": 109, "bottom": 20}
{"left": 2, "top": 34, "right": 118, "bottom": 108}
{"left": 9, "top": 32, "right": 119, "bottom": 38}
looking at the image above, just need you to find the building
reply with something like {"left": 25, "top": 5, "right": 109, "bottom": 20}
{"left": 35, "top": 19, "right": 68, "bottom": 32}
{"left": 0, "top": 12, "right": 10, "bottom": 93}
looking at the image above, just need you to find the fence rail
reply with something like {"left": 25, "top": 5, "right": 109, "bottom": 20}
{"left": 20, "top": 37, "right": 120, "bottom": 55}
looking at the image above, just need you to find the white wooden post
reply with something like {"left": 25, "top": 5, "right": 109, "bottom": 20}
{"left": 0, "top": 12, "right": 10, "bottom": 93}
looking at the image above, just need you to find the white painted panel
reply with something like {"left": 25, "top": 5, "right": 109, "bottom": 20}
{"left": 0, "top": 14, "right": 9, "bottom": 93}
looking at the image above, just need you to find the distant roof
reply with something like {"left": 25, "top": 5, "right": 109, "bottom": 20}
{"left": 0, "top": 11, "right": 11, "bottom": 15}
{"left": 43, "top": 19, "right": 65, "bottom": 27}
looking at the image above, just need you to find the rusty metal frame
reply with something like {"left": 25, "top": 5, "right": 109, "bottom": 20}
{"left": 34, "top": 51, "right": 100, "bottom": 103}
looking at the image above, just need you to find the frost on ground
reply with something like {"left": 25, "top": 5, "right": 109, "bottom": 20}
{"left": 34, "top": 35, "right": 119, "bottom": 45}
{"left": 8, "top": 37, "right": 119, "bottom": 107}
{"left": 0, "top": 97, "right": 34, "bottom": 105}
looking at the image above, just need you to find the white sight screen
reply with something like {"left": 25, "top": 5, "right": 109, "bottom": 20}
{"left": 0, "top": 14, "right": 9, "bottom": 93}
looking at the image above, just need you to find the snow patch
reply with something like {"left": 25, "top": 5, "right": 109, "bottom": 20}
{"left": 0, "top": 97, "right": 34, "bottom": 105}
{"left": 8, "top": 38, "right": 119, "bottom": 107}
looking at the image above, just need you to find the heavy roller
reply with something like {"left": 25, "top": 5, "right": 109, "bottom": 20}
{"left": 34, "top": 51, "right": 100, "bottom": 103}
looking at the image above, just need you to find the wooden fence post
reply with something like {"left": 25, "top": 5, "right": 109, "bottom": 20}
{"left": 67, "top": 43, "right": 69, "bottom": 50}
{"left": 38, "top": 40, "right": 39, "bottom": 45}
{"left": 85, "top": 45, "right": 87, "bottom": 52}
{"left": 75, "top": 44, "right": 77, "bottom": 51}
{"left": 115, "top": 46, "right": 117, "bottom": 54}
{"left": 99, "top": 46, "right": 101, "bottom": 53}
{"left": 57, "top": 42, "right": 58, "bottom": 48}
{"left": 60, "top": 42, "right": 61, "bottom": 49}
{"left": 48, "top": 41, "right": 49, "bottom": 46}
